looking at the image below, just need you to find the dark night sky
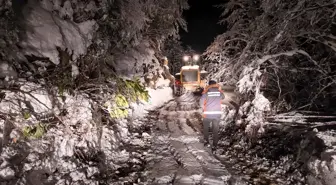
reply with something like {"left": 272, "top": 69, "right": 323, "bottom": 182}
{"left": 180, "top": 0, "right": 226, "bottom": 53}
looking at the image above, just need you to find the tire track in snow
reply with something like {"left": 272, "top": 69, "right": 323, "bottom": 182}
{"left": 186, "top": 117, "right": 199, "bottom": 133}
{"left": 145, "top": 92, "right": 247, "bottom": 185}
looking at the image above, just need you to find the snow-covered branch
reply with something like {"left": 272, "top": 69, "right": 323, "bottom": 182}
{"left": 256, "top": 50, "right": 302, "bottom": 65}
{"left": 206, "top": 0, "right": 336, "bottom": 114}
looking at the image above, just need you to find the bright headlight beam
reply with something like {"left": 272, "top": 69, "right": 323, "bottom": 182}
{"left": 193, "top": 54, "right": 199, "bottom": 61}
{"left": 183, "top": 55, "right": 189, "bottom": 62}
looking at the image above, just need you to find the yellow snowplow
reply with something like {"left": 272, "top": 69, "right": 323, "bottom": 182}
{"left": 173, "top": 65, "right": 208, "bottom": 96}
{"left": 162, "top": 54, "right": 207, "bottom": 96}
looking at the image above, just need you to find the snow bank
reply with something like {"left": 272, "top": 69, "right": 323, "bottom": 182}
{"left": 147, "top": 86, "right": 173, "bottom": 108}
{"left": 0, "top": 78, "right": 154, "bottom": 184}
{"left": 130, "top": 86, "right": 173, "bottom": 118}
{"left": 129, "top": 60, "right": 174, "bottom": 119}
{"left": 0, "top": 116, "right": 153, "bottom": 184}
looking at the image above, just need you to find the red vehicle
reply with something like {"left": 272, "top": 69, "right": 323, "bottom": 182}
{"left": 173, "top": 73, "right": 183, "bottom": 96}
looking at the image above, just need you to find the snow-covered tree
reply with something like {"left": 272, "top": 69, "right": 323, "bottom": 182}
{"left": 0, "top": 0, "right": 189, "bottom": 89}
{"left": 161, "top": 40, "right": 197, "bottom": 75}
{"left": 206, "top": 0, "right": 336, "bottom": 111}
{"left": 98, "top": 0, "right": 188, "bottom": 52}
{"left": 0, "top": 0, "right": 189, "bottom": 127}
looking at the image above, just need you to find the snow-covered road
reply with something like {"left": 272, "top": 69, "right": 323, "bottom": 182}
{"left": 2, "top": 89, "right": 333, "bottom": 185}
{"left": 142, "top": 92, "right": 247, "bottom": 185}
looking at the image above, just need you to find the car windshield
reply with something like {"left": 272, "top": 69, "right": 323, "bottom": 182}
{"left": 182, "top": 70, "right": 198, "bottom": 82}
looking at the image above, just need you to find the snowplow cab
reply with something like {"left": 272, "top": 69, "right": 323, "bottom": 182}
{"left": 174, "top": 65, "right": 207, "bottom": 94}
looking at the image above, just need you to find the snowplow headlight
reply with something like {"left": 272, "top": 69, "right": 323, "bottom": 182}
{"left": 183, "top": 55, "right": 189, "bottom": 62}
{"left": 193, "top": 54, "right": 199, "bottom": 61}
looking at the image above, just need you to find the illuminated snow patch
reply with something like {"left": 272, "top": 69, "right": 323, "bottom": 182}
{"left": 155, "top": 175, "right": 174, "bottom": 183}
{"left": 181, "top": 65, "right": 200, "bottom": 70}
{"left": 170, "top": 135, "right": 199, "bottom": 144}
{"left": 176, "top": 174, "right": 204, "bottom": 183}
{"left": 202, "top": 177, "right": 226, "bottom": 185}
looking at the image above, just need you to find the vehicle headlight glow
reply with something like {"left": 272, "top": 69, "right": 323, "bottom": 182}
{"left": 183, "top": 55, "right": 189, "bottom": 62}
{"left": 193, "top": 54, "right": 199, "bottom": 61}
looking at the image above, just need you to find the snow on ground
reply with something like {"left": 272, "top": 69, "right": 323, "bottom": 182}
{"left": 0, "top": 119, "right": 155, "bottom": 184}
{"left": 130, "top": 79, "right": 173, "bottom": 119}
{"left": 0, "top": 97, "right": 152, "bottom": 185}
{"left": 146, "top": 83, "right": 173, "bottom": 109}
{"left": 1, "top": 78, "right": 336, "bottom": 185}
{"left": 142, "top": 92, "right": 247, "bottom": 184}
